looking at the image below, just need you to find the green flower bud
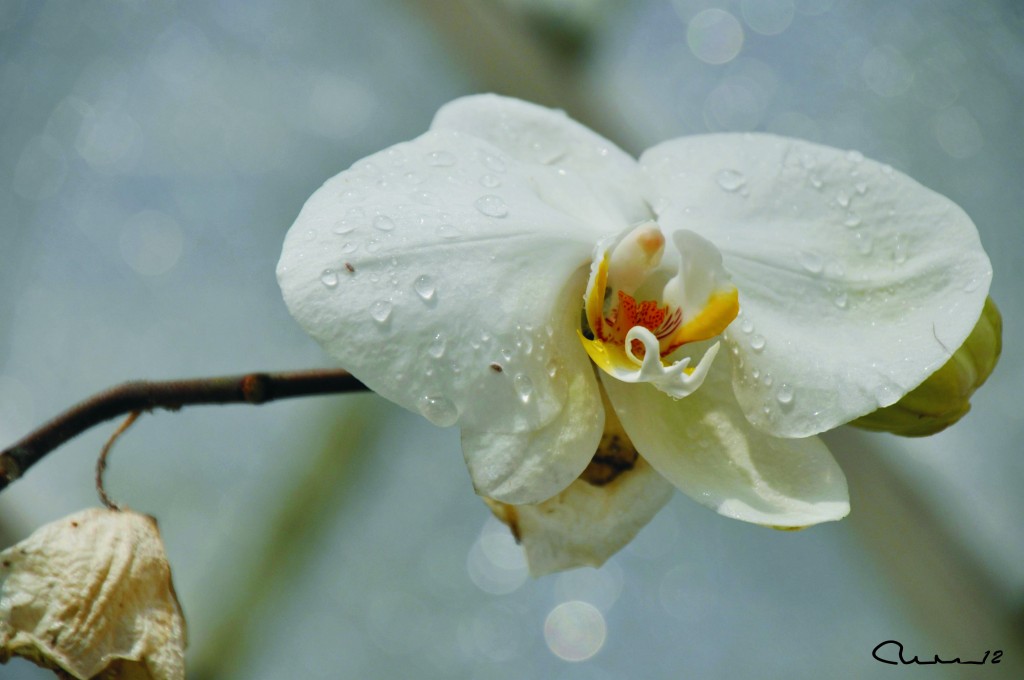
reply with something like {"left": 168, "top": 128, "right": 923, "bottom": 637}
{"left": 851, "top": 297, "right": 1001, "bottom": 437}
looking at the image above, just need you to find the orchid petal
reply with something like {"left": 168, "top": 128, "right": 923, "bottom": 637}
{"left": 461, "top": 345, "right": 603, "bottom": 505}
{"left": 660, "top": 230, "right": 739, "bottom": 346}
{"left": 486, "top": 457, "right": 673, "bottom": 576}
{"left": 641, "top": 134, "right": 992, "bottom": 437}
{"left": 602, "top": 348, "right": 849, "bottom": 527}
{"left": 432, "top": 94, "right": 652, "bottom": 226}
{"left": 279, "top": 129, "right": 611, "bottom": 448}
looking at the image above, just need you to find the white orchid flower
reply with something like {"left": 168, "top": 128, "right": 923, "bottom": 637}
{"left": 277, "top": 95, "right": 991, "bottom": 575}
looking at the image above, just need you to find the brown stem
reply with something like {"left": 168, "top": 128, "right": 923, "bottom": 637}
{"left": 0, "top": 369, "right": 367, "bottom": 493}
{"left": 96, "top": 411, "right": 141, "bottom": 510}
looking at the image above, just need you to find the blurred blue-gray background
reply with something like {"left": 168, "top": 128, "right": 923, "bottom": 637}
{"left": 1, "top": 1, "right": 1021, "bottom": 678}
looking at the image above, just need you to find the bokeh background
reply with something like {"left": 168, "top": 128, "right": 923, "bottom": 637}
{"left": 1, "top": 0, "right": 1022, "bottom": 678}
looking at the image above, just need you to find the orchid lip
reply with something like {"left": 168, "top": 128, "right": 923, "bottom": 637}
{"left": 579, "top": 223, "right": 738, "bottom": 399}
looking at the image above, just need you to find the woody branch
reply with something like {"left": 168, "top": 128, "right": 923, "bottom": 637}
{"left": 0, "top": 369, "right": 368, "bottom": 492}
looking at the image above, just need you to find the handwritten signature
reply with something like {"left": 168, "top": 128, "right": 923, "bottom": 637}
{"left": 873, "top": 640, "right": 1003, "bottom": 666}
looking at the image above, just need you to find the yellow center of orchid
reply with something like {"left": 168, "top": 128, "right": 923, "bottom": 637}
{"left": 578, "top": 223, "right": 740, "bottom": 388}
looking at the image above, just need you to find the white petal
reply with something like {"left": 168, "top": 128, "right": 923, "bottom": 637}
{"left": 279, "top": 128, "right": 611, "bottom": 442}
{"left": 461, "top": 345, "right": 603, "bottom": 505}
{"left": 486, "top": 456, "right": 674, "bottom": 576}
{"left": 602, "top": 350, "right": 849, "bottom": 527}
{"left": 642, "top": 134, "right": 992, "bottom": 437}
{"left": 432, "top": 94, "right": 652, "bottom": 226}
{"left": 661, "top": 229, "right": 733, "bottom": 315}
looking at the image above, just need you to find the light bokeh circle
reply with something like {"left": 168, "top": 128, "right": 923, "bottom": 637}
{"left": 543, "top": 600, "right": 607, "bottom": 662}
{"left": 687, "top": 9, "right": 744, "bottom": 65}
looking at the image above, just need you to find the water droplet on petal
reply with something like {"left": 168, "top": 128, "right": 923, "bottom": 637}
{"left": 833, "top": 292, "right": 849, "bottom": 309}
{"left": 437, "top": 223, "right": 460, "bottom": 239}
{"left": 482, "top": 153, "right": 506, "bottom": 173}
{"left": 332, "top": 207, "right": 364, "bottom": 235}
{"left": 750, "top": 334, "right": 766, "bottom": 352}
{"left": 824, "top": 260, "right": 846, "bottom": 278}
{"left": 808, "top": 173, "right": 824, "bottom": 189}
{"left": 846, "top": 150, "right": 864, "bottom": 163}
{"left": 529, "top": 138, "right": 565, "bottom": 164}
{"left": 800, "top": 251, "right": 824, "bottom": 274}
{"left": 874, "top": 384, "right": 897, "bottom": 407}
{"left": 854, "top": 232, "right": 873, "bottom": 255}
{"left": 855, "top": 182, "right": 868, "bottom": 195}
{"left": 740, "top": 317, "right": 754, "bottom": 333}
{"left": 475, "top": 195, "right": 508, "bottom": 218}
{"left": 418, "top": 394, "right": 458, "bottom": 426}
{"left": 893, "top": 235, "right": 908, "bottom": 264}
{"left": 715, "top": 168, "right": 746, "bottom": 192}
{"left": 414, "top": 274, "right": 436, "bottom": 301}
{"left": 776, "top": 383, "right": 794, "bottom": 405}
{"left": 963, "top": 277, "right": 981, "bottom": 293}
{"left": 880, "top": 164, "right": 893, "bottom": 176}
{"left": 373, "top": 214, "right": 396, "bottom": 231}
{"left": 513, "top": 373, "right": 534, "bottom": 403}
{"left": 427, "top": 150, "right": 456, "bottom": 167}
{"left": 341, "top": 241, "right": 358, "bottom": 254}
{"left": 429, "top": 333, "right": 446, "bottom": 358}
{"left": 304, "top": 229, "right": 317, "bottom": 241}
{"left": 480, "top": 174, "right": 501, "bottom": 188}
{"left": 518, "top": 336, "right": 534, "bottom": 356}
{"left": 339, "top": 189, "right": 362, "bottom": 203}
{"left": 320, "top": 269, "right": 339, "bottom": 288}
{"left": 369, "top": 300, "right": 392, "bottom": 324}
{"left": 836, "top": 191, "right": 850, "bottom": 208}
{"left": 844, "top": 212, "right": 862, "bottom": 228}
{"left": 762, "top": 373, "right": 774, "bottom": 387}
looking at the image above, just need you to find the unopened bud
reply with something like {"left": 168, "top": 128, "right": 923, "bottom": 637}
{"left": 852, "top": 297, "right": 1001, "bottom": 437}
